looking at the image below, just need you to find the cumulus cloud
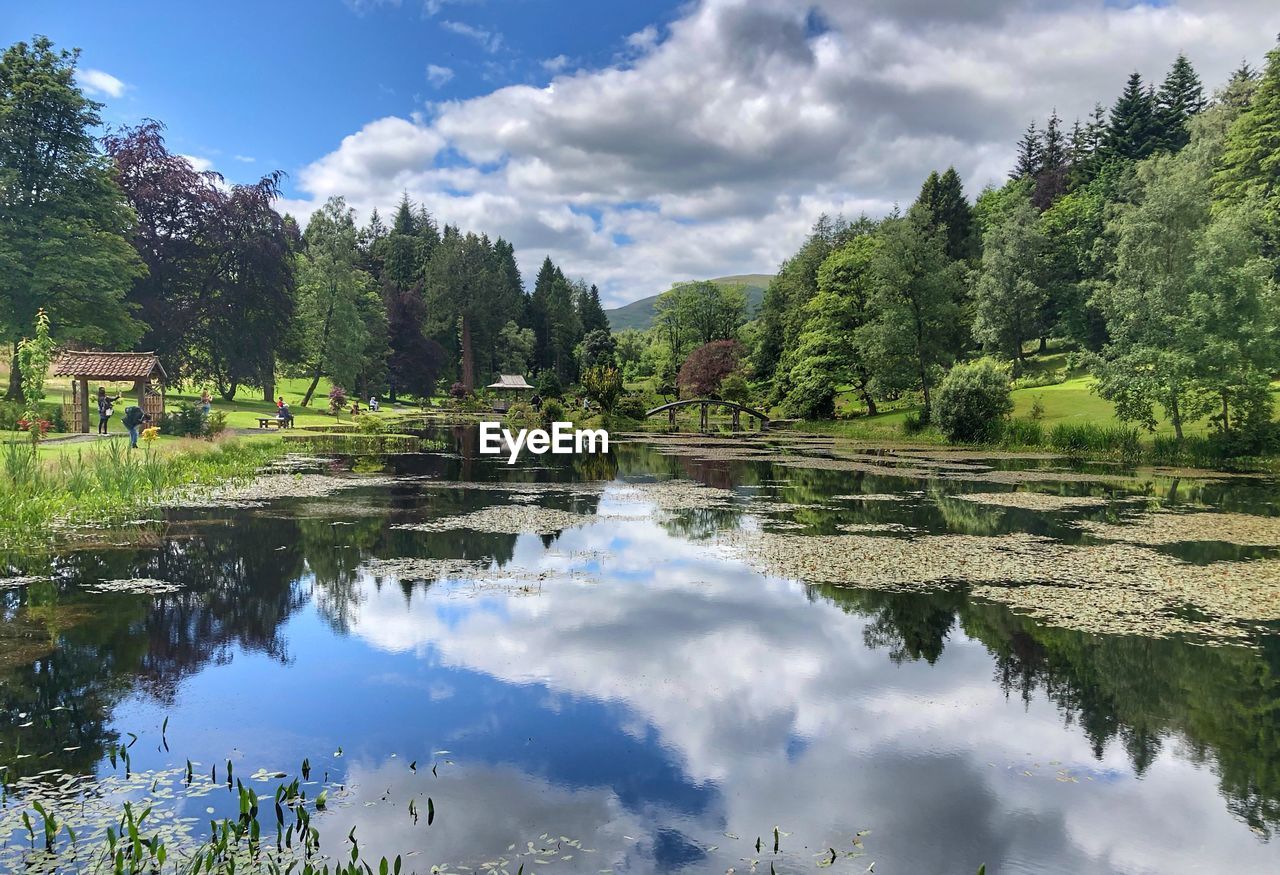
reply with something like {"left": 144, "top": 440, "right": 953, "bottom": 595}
{"left": 286, "top": 0, "right": 1280, "bottom": 306}
{"left": 78, "top": 68, "right": 126, "bottom": 98}
{"left": 426, "top": 63, "right": 454, "bottom": 87}
{"left": 541, "top": 54, "right": 571, "bottom": 73}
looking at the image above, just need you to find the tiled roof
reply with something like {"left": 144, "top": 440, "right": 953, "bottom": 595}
{"left": 486, "top": 374, "right": 533, "bottom": 389}
{"left": 52, "top": 351, "right": 167, "bottom": 381}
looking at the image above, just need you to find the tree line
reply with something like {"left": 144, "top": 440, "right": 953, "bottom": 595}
{"left": 0, "top": 35, "right": 609, "bottom": 406}
{"left": 736, "top": 44, "right": 1280, "bottom": 448}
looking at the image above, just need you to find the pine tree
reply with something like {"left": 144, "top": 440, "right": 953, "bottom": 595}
{"left": 1011, "top": 122, "right": 1042, "bottom": 179}
{"left": 916, "top": 168, "right": 975, "bottom": 261}
{"left": 1069, "top": 103, "right": 1109, "bottom": 188}
{"left": 1104, "top": 71, "right": 1159, "bottom": 161}
{"left": 1033, "top": 110, "right": 1069, "bottom": 208}
{"left": 578, "top": 283, "right": 609, "bottom": 335}
{"left": 1217, "top": 61, "right": 1259, "bottom": 110}
{"left": 1154, "top": 54, "right": 1206, "bottom": 152}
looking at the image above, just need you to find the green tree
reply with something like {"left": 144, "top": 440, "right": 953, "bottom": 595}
{"left": 972, "top": 194, "right": 1047, "bottom": 362}
{"left": 578, "top": 283, "right": 609, "bottom": 335}
{"left": 1215, "top": 41, "right": 1280, "bottom": 238}
{"left": 784, "top": 235, "right": 879, "bottom": 418}
{"left": 296, "top": 197, "right": 374, "bottom": 406}
{"left": 15, "top": 308, "right": 55, "bottom": 442}
{"left": 577, "top": 328, "right": 617, "bottom": 370}
{"left": 1154, "top": 53, "right": 1206, "bottom": 153}
{"left": 917, "top": 167, "right": 975, "bottom": 261}
{"left": 934, "top": 358, "right": 1013, "bottom": 443}
{"left": 861, "top": 205, "right": 964, "bottom": 422}
{"left": 1011, "top": 122, "right": 1042, "bottom": 179}
{"left": 1103, "top": 71, "right": 1159, "bottom": 162}
{"left": 0, "top": 36, "right": 145, "bottom": 399}
{"left": 1033, "top": 111, "right": 1069, "bottom": 208}
{"left": 496, "top": 320, "right": 535, "bottom": 375}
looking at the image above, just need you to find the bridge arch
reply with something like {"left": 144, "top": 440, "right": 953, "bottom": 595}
{"left": 644, "top": 398, "right": 770, "bottom": 432}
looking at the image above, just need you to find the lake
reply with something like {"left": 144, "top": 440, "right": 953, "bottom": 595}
{"left": 2, "top": 424, "right": 1279, "bottom": 873}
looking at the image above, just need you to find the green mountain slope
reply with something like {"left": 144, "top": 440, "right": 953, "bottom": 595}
{"left": 605, "top": 274, "right": 773, "bottom": 332}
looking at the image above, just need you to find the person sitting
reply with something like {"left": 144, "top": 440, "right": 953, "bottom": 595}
{"left": 122, "top": 405, "right": 150, "bottom": 449}
{"left": 350, "top": 399, "right": 361, "bottom": 417}
{"left": 369, "top": 395, "right": 380, "bottom": 412}
{"left": 276, "top": 401, "right": 293, "bottom": 427}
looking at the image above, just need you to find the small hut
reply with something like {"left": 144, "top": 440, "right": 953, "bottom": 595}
{"left": 485, "top": 374, "right": 533, "bottom": 413}
{"left": 53, "top": 351, "right": 167, "bottom": 433}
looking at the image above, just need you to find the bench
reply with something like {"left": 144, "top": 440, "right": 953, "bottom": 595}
{"left": 258, "top": 416, "right": 294, "bottom": 429}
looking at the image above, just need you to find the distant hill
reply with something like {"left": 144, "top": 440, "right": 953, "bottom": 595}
{"left": 605, "top": 274, "right": 773, "bottom": 332}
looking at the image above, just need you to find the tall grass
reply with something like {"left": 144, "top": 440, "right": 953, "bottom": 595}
{"left": 0, "top": 438, "right": 286, "bottom": 552}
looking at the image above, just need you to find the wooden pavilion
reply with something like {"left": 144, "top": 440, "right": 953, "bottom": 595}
{"left": 485, "top": 374, "right": 533, "bottom": 413}
{"left": 53, "top": 351, "right": 168, "bottom": 433}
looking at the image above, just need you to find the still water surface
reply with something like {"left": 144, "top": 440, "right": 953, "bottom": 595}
{"left": 3, "top": 427, "right": 1280, "bottom": 873}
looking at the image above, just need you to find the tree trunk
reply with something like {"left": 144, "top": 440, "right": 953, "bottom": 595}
{"left": 460, "top": 315, "right": 475, "bottom": 393}
{"left": 1221, "top": 394, "right": 1230, "bottom": 435}
{"left": 1038, "top": 336, "right": 1048, "bottom": 354}
{"left": 1170, "top": 392, "right": 1183, "bottom": 442}
{"left": 863, "top": 390, "right": 877, "bottom": 417}
{"left": 262, "top": 360, "right": 275, "bottom": 404}
{"left": 302, "top": 366, "right": 323, "bottom": 407}
{"left": 6, "top": 349, "right": 22, "bottom": 401}
{"left": 917, "top": 352, "right": 932, "bottom": 422}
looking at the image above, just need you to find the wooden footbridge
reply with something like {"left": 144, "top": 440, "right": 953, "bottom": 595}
{"left": 644, "top": 399, "right": 770, "bottom": 432}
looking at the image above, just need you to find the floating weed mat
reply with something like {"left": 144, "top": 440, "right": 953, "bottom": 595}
{"left": 170, "top": 472, "right": 397, "bottom": 509}
{"left": 0, "top": 576, "right": 47, "bottom": 589}
{"left": 951, "top": 491, "right": 1129, "bottom": 511}
{"left": 393, "top": 506, "right": 598, "bottom": 536}
{"left": 1073, "top": 511, "right": 1280, "bottom": 547}
{"left": 362, "top": 556, "right": 560, "bottom": 583}
{"left": 830, "top": 493, "right": 907, "bottom": 502}
{"left": 836, "top": 523, "right": 916, "bottom": 534}
{"left": 715, "top": 529, "right": 1280, "bottom": 644}
{"left": 86, "top": 577, "right": 182, "bottom": 595}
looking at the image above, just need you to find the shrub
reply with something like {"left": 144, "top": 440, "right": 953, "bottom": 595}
{"left": 718, "top": 372, "right": 752, "bottom": 406}
{"left": 614, "top": 395, "right": 648, "bottom": 421}
{"left": 504, "top": 402, "right": 539, "bottom": 429}
{"left": 355, "top": 414, "right": 386, "bottom": 435}
{"left": 448, "top": 381, "right": 468, "bottom": 400}
{"left": 1029, "top": 395, "right": 1046, "bottom": 421}
{"left": 205, "top": 410, "right": 228, "bottom": 437}
{"left": 581, "top": 365, "right": 623, "bottom": 413}
{"left": 160, "top": 402, "right": 206, "bottom": 437}
{"left": 541, "top": 398, "right": 565, "bottom": 425}
{"left": 535, "top": 371, "right": 562, "bottom": 399}
{"left": 677, "top": 340, "right": 744, "bottom": 397}
{"left": 934, "top": 359, "right": 1013, "bottom": 443}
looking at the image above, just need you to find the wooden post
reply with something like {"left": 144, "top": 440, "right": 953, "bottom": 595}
{"left": 668, "top": 407, "right": 676, "bottom": 430}
{"left": 732, "top": 408, "right": 740, "bottom": 431}
{"left": 79, "top": 376, "right": 90, "bottom": 433}
{"left": 700, "top": 403, "right": 708, "bottom": 432}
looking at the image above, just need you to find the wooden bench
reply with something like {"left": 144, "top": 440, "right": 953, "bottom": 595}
{"left": 257, "top": 416, "right": 294, "bottom": 429}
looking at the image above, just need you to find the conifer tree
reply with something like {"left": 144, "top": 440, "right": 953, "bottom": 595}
{"left": 1011, "top": 122, "right": 1042, "bottom": 179}
{"left": 1104, "top": 71, "right": 1159, "bottom": 161}
{"left": 578, "top": 283, "right": 610, "bottom": 335}
{"left": 1154, "top": 54, "right": 1206, "bottom": 152}
{"left": 1033, "top": 110, "right": 1069, "bottom": 208}
{"left": 1215, "top": 41, "right": 1280, "bottom": 235}
{"left": 917, "top": 168, "right": 975, "bottom": 261}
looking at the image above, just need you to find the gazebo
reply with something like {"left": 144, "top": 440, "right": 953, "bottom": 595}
{"left": 53, "top": 351, "right": 168, "bottom": 433}
{"left": 485, "top": 374, "right": 533, "bottom": 413}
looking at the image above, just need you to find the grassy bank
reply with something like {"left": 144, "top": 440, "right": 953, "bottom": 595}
{"left": 0, "top": 435, "right": 288, "bottom": 554}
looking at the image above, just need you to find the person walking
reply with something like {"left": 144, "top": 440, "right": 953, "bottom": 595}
{"left": 96, "top": 387, "right": 120, "bottom": 435}
{"left": 200, "top": 389, "right": 212, "bottom": 418}
{"left": 121, "top": 404, "right": 149, "bottom": 449}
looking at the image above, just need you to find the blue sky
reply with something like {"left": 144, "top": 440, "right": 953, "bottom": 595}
{"left": 5, "top": 1, "right": 1278, "bottom": 305}
{"left": 4, "top": 0, "right": 683, "bottom": 189}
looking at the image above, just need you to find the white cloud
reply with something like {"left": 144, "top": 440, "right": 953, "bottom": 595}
{"left": 78, "top": 68, "right": 126, "bottom": 98}
{"left": 179, "top": 154, "right": 215, "bottom": 174}
{"left": 426, "top": 63, "right": 454, "bottom": 87}
{"left": 286, "top": 0, "right": 1280, "bottom": 306}
{"left": 439, "top": 19, "right": 502, "bottom": 53}
{"left": 541, "top": 54, "right": 571, "bottom": 73}
{"left": 233, "top": 154, "right": 256, "bottom": 163}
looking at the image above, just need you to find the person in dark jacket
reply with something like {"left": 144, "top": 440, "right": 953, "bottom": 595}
{"left": 97, "top": 386, "right": 120, "bottom": 435}
{"left": 122, "top": 405, "right": 149, "bottom": 449}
